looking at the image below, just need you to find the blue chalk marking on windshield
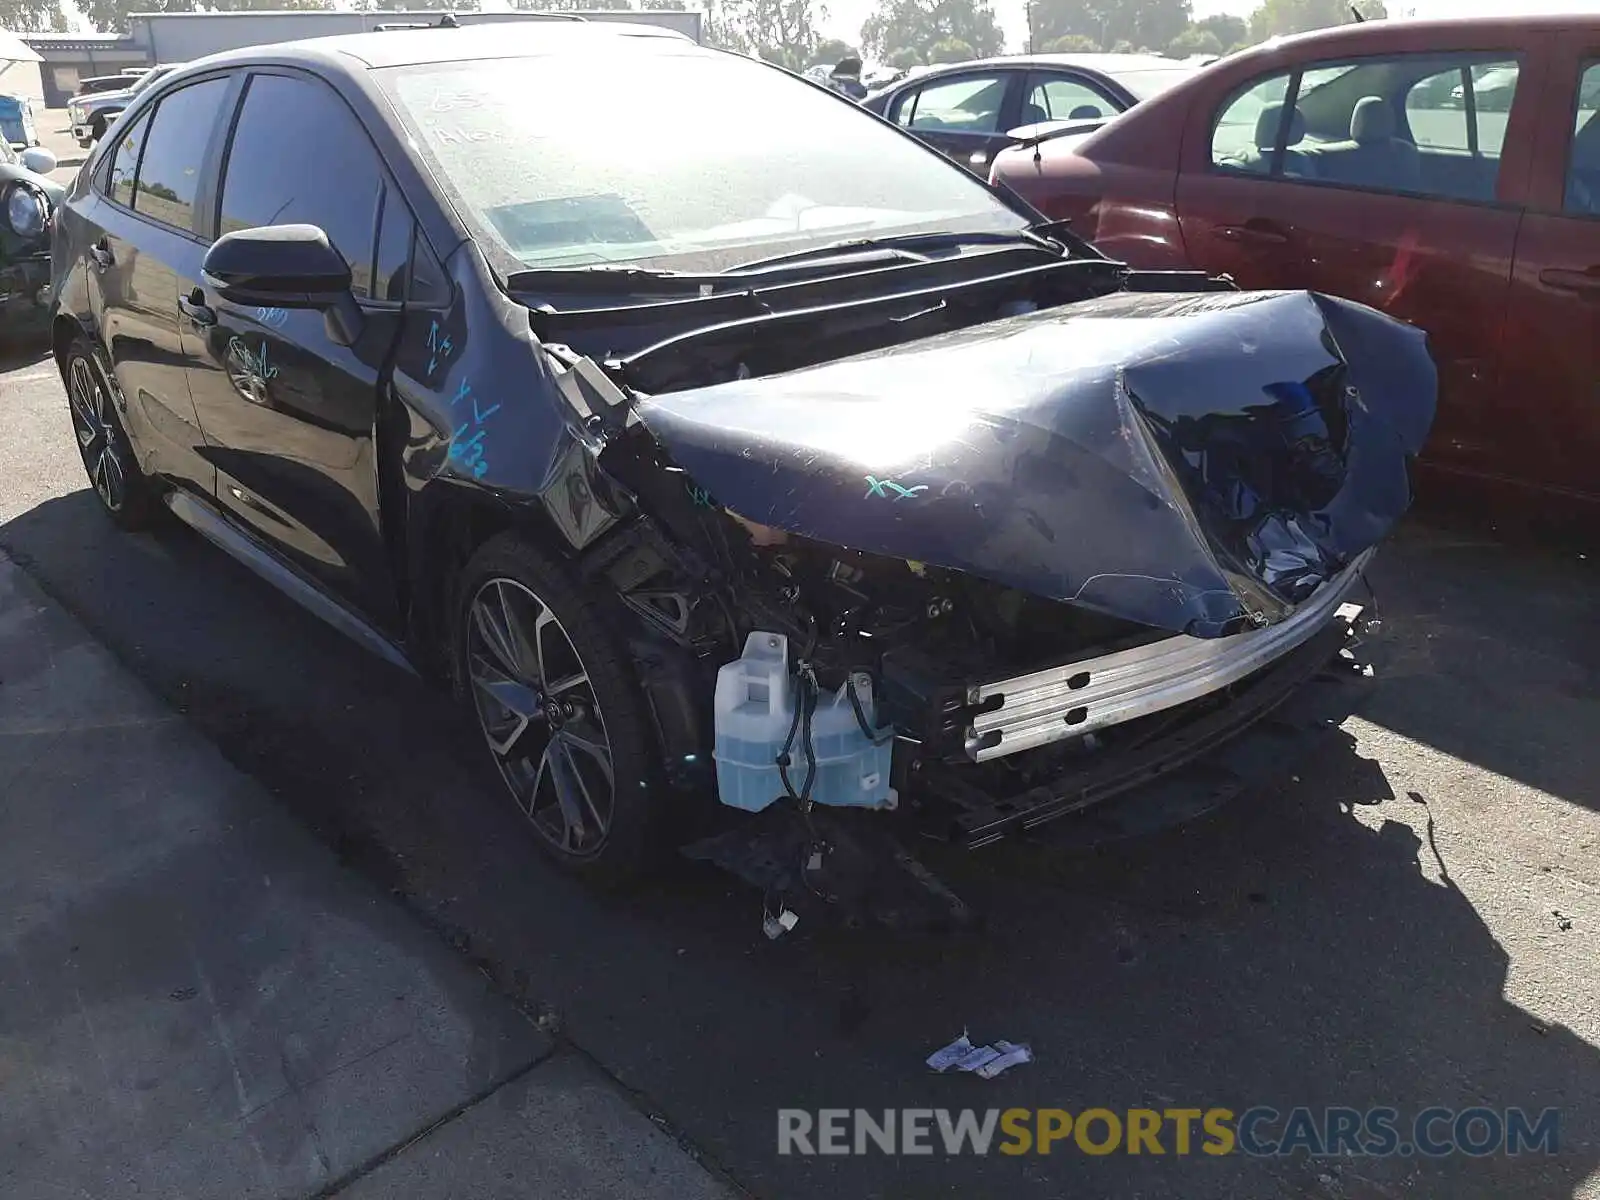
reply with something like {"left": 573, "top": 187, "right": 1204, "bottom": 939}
{"left": 255, "top": 306, "right": 289, "bottom": 329}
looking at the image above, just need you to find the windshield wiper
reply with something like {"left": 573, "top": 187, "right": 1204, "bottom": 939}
{"left": 727, "top": 227, "right": 1063, "bottom": 274}
{"left": 505, "top": 227, "right": 1068, "bottom": 296}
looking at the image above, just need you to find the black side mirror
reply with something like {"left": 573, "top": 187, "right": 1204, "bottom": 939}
{"left": 203, "top": 224, "right": 363, "bottom": 346}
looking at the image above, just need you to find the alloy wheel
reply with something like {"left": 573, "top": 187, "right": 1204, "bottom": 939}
{"left": 466, "top": 577, "right": 615, "bottom": 857}
{"left": 66, "top": 356, "right": 127, "bottom": 513}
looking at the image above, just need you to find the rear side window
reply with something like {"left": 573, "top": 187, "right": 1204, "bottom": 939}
{"left": 105, "top": 109, "right": 149, "bottom": 209}
{"left": 1022, "top": 74, "right": 1113, "bottom": 124}
{"left": 897, "top": 74, "right": 1009, "bottom": 135}
{"left": 218, "top": 72, "right": 385, "bottom": 299}
{"left": 132, "top": 78, "right": 229, "bottom": 232}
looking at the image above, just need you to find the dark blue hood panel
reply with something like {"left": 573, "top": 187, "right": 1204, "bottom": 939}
{"left": 632, "top": 289, "right": 1435, "bottom": 637}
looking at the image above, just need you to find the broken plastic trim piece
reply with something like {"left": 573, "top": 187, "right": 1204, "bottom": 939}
{"left": 553, "top": 355, "right": 633, "bottom": 434}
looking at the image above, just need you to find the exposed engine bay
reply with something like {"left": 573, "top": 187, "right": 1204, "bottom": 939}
{"left": 519, "top": 246, "right": 1430, "bottom": 926}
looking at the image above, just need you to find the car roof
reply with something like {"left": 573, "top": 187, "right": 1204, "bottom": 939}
{"left": 1257, "top": 10, "right": 1595, "bottom": 52}
{"left": 184, "top": 20, "right": 698, "bottom": 75}
{"left": 906, "top": 52, "right": 1191, "bottom": 78}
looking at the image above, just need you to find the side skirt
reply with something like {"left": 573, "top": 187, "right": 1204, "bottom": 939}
{"left": 164, "top": 490, "right": 418, "bottom": 677}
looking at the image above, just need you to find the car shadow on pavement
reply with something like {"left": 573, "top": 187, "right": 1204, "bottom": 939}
{"left": 0, "top": 490, "right": 1594, "bottom": 1200}
{"left": 1360, "top": 516, "right": 1600, "bottom": 813}
{"left": 0, "top": 340, "right": 53, "bottom": 373}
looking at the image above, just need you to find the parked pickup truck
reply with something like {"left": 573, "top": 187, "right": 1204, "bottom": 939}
{"left": 991, "top": 15, "right": 1600, "bottom": 508}
{"left": 68, "top": 64, "right": 180, "bottom": 147}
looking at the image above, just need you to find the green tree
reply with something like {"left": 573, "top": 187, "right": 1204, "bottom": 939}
{"left": 758, "top": 43, "right": 802, "bottom": 68}
{"left": 1166, "top": 25, "right": 1220, "bottom": 56}
{"left": 861, "top": 0, "right": 1002, "bottom": 64}
{"left": 1042, "top": 33, "right": 1100, "bottom": 51}
{"left": 1195, "top": 11, "right": 1246, "bottom": 46}
{"left": 885, "top": 45, "right": 922, "bottom": 68}
{"left": 638, "top": 0, "right": 687, "bottom": 7}
{"left": 708, "top": 0, "right": 824, "bottom": 60}
{"left": 0, "top": 0, "right": 67, "bottom": 31}
{"left": 1030, "top": 0, "right": 1190, "bottom": 60}
{"left": 926, "top": 34, "right": 972, "bottom": 62}
{"left": 1248, "top": 0, "right": 1382, "bottom": 40}
{"left": 808, "top": 36, "right": 857, "bottom": 66}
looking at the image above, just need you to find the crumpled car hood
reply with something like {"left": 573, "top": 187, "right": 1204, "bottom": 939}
{"left": 632, "top": 289, "right": 1435, "bottom": 637}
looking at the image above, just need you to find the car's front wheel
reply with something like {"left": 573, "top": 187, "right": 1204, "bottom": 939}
{"left": 454, "top": 533, "right": 662, "bottom": 885}
{"left": 62, "top": 336, "right": 156, "bottom": 529}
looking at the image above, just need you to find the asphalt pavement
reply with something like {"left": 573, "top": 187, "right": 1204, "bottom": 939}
{"left": 2, "top": 331, "right": 1596, "bottom": 1200}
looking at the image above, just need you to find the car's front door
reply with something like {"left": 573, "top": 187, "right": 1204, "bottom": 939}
{"left": 890, "top": 70, "right": 1020, "bottom": 174}
{"left": 179, "top": 69, "right": 408, "bottom": 628}
{"left": 1174, "top": 45, "right": 1545, "bottom": 483}
{"left": 1496, "top": 49, "right": 1600, "bottom": 500}
{"left": 78, "top": 80, "right": 234, "bottom": 497}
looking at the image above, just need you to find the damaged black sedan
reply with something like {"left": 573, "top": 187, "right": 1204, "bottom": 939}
{"left": 50, "top": 23, "right": 1435, "bottom": 888}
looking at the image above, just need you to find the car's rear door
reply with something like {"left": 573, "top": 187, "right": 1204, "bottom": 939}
{"left": 1174, "top": 38, "right": 1546, "bottom": 483}
{"left": 1018, "top": 70, "right": 1126, "bottom": 129}
{"left": 73, "top": 74, "right": 238, "bottom": 498}
{"left": 179, "top": 69, "right": 408, "bottom": 629}
{"left": 1495, "top": 41, "right": 1600, "bottom": 500}
{"left": 887, "top": 69, "right": 1022, "bottom": 174}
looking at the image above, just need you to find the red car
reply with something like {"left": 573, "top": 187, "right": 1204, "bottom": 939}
{"left": 991, "top": 16, "right": 1600, "bottom": 505}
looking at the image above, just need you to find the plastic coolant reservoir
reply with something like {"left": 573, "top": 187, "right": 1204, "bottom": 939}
{"left": 713, "top": 631, "right": 896, "bottom": 813}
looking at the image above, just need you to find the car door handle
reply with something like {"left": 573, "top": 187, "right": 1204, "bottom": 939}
{"left": 1539, "top": 267, "right": 1600, "bottom": 296}
{"left": 178, "top": 289, "right": 216, "bottom": 328}
{"left": 1216, "top": 223, "right": 1289, "bottom": 245}
{"left": 89, "top": 239, "right": 112, "bottom": 271}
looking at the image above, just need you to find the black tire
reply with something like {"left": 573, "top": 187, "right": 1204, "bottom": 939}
{"left": 454, "top": 532, "right": 663, "bottom": 886}
{"left": 90, "top": 115, "right": 107, "bottom": 141}
{"left": 62, "top": 335, "right": 158, "bottom": 530}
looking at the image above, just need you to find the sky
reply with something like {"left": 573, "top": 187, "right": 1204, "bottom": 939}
{"left": 816, "top": 0, "right": 1534, "bottom": 55}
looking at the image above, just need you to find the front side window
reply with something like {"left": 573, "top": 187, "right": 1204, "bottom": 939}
{"left": 1211, "top": 72, "right": 1291, "bottom": 174}
{"left": 1404, "top": 61, "right": 1518, "bottom": 157}
{"left": 900, "top": 74, "right": 1009, "bottom": 134}
{"left": 1021, "top": 74, "right": 1113, "bottom": 125}
{"left": 382, "top": 50, "right": 1026, "bottom": 273}
{"left": 133, "top": 77, "right": 229, "bottom": 232}
{"left": 104, "top": 109, "right": 149, "bottom": 208}
{"left": 217, "top": 73, "right": 384, "bottom": 298}
{"left": 1566, "top": 61, "right": 1600, "bottom": 216}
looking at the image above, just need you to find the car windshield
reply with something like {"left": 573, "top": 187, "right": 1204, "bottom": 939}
{"left": 381, "top": 48, "right": 1026, "bottom": 272}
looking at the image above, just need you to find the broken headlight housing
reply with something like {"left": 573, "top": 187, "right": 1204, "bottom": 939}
{"left": 5, "top": 182, "right": 49, "bottom": 239}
